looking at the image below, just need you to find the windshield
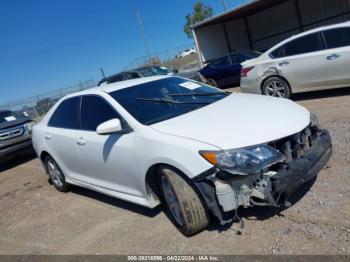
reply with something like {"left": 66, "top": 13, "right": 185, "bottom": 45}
{"left": 0, "top": 111, "right": 25, "bottom": 124}
{"left": 109, "top": 77, "right": 228, "bottom": 125}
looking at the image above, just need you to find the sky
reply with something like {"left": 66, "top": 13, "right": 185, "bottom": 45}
{"left": 0, "top": 0, "right": 246, "bottom": 105}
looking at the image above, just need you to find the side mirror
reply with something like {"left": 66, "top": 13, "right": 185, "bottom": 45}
{"left": 96, "top": 118, "right": 122, "bottom": 135}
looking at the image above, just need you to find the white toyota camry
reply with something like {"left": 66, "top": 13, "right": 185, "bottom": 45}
{"left": 33, "top": 76, "right": 332, "bottom": 236}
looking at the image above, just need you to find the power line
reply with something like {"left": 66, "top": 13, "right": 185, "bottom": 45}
{"left": 136, "top": 11, "right": 152, "bottom": 62}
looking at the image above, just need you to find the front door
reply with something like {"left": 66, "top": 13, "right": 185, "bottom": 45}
{"left": 75, "top": 95, "right": 141, "bottom": 197}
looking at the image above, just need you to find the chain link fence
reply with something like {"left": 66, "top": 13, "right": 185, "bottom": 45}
{"left": 123, "top": 44, "right": 200, "bottom": 73}
{"left": 0, "top": 79, "right": 96, "bottom": 120}
{"left": 0, "top": 45, "right": 200, "bottom": 121}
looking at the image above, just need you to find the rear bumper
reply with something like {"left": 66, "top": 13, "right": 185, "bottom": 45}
{"left": 240, "top": 78, "right": 261, "bottom": 94}
{"left": 0, "top": 139, "right": 33, "bottom": 159}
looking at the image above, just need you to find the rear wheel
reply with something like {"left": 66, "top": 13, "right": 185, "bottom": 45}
{"left": 262, "top": 76, "right": 291, "bottom": 99}
{"left": 45, "top": 156, "right": 71, "bottom": 192}
{"left": 158, "top": 167, "right": 209, "bottom": 236}
{"left": 207, "top": 78, "right": 217, "bottom": 87}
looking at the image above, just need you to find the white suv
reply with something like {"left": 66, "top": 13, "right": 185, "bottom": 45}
{"left": 240, "top": 21, "right": 350, "bottom": 98}
{"left": 33, "top": 76, "right": 332, "bottom": 236}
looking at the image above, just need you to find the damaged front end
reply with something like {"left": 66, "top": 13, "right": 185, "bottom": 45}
{"left": 193, "top": 123, "right": 332, "bottom": 225}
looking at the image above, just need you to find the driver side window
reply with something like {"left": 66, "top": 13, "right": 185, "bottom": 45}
{"left": 80, "top": 95, "right": 120, "bottom": 131}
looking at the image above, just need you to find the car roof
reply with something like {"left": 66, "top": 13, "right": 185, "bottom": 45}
{"left": 268, "top": 21, "right": 350, "bottom": 52}
{"left": 73, "top": 75, "right": 170, "bottom": 97}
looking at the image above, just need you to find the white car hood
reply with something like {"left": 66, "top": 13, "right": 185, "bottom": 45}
{"left": 151, "top": 93, "right": 310, "bottom": 150}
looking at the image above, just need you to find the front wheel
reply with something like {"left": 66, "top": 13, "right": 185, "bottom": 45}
{"left": 262, "top": 77, "right": 291, "bottom": 99}
{"left": 158, "top": 167, "right": 209, "bottom": 236}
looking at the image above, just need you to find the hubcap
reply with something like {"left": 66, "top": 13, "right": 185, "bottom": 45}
{"left": 47, "top": 160, "right": 63, "bottom": 187}
{"left": 265, "top": 80, "right": 288, "bottom": 97}
{"left": 161, "top": 174, "right": 184, "bottom": 226}
{"left": 207, "top": 79, "right": 217, "bottom": 87}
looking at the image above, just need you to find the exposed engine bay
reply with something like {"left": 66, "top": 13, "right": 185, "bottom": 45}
{"left": 194, "top": 125, "right": 333, "bottom": 226}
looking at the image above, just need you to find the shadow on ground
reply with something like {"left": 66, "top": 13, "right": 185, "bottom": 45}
{"left": 0, "top": 148, "right": 37, "bottom": 173}
{"left": 293, "top": 87, "right": 350, "bottom": 101}
{"left": 69, "top": 172, "right": 317, "bottom": 235}
{"left": 70, "top": 186, "right": 162, "bottom": 218}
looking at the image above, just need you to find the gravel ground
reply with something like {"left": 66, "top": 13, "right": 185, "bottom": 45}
{"left": 0, "top": 88, "right": 349, "bottom": 255}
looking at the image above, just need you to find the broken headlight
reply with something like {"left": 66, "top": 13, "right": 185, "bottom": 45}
{"left": 200, "top": 145, "right": 285, "bottom": 175}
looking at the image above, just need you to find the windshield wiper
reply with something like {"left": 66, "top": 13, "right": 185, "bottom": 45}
{"left": 136, "top": 97, "right": 210, "bottom": 105}
{"left": 168, "top": 92, "right": 227, "bottom": 97}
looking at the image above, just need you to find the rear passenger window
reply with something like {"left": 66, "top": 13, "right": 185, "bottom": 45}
{"left": 81, "top": 96, "right": 119, "bottom": 131}
{"left": 323, "top": 27, "right": 350, "bottom": 49}
{"left": 48, "top": 97, "right": 80, "bottom": 129}
{"left": 212, "top": 56, "right": 231, "bottom": 67}
{"left": 283, "top": 33, "right": 325, "bottom": 57}
{"left": 270, "top": 47, "right": 285, "bottom": 59}
{"left": 230, "top": 55, "right": 245, "bottom": 64}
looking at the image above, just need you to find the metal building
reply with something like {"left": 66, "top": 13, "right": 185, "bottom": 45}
{"left": 192, "top": 0, "right": 350, "bottom": 66}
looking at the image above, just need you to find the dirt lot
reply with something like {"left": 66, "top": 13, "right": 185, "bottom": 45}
{"left": 0, "top": 88, "right": 349, "bottom": 255}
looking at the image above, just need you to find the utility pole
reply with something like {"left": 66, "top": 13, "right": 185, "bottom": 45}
{"left": 136, "top": 11, "right": 152, "bottom": 64}
{"left": 100, "top": 67, "right": 106, "bottom": 79}
{"left": 221, "top": 0, "right": 228, "bottom": 11}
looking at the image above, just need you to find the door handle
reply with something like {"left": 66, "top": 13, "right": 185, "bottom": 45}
{"left": 45, "top": 134, "right": 51, "bottom": 140}
{"left": 327, "top": 54, "right": 340, "bottom": 60}
{"left": 76, "top": 137, "right": 86, "bottom": 146}
{"left": 279, "top": 61, "right": 289, "bottom": 66}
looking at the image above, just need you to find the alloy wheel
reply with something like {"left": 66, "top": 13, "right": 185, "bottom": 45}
{"left": 265, "top": 80, "right": 288, "bottom": 98}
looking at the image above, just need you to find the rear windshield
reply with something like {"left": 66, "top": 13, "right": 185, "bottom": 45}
{"left": 109, "top": 77, "right": 228, "bottom": 125}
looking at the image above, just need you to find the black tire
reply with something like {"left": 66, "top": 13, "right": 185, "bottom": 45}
{"left": 207, "top": 78, "right": 218, "bottom": 87}
{"left": 262, "top": 76, "right": 291, "bottom": 99}
{"left": 158, "top": 167, "right": 209, "bottom": 236}
{"left": 45, "top": 156, "right": 71, "bottom": 192}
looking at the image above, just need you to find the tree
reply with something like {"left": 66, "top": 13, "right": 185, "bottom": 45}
{"left": 184, "top": 1, "right": 213, "bottom": 38}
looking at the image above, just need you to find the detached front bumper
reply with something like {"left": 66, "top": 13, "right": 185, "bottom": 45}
{"left": 272, "top": 130, "right": 332, "bottom": 197}
{"left": 194, "top": 129, "right": 332, "bottom": 224}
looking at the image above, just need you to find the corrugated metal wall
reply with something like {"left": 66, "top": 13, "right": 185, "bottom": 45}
{"left": 245, "top": 0, "right": 350, "bottom": 51}
{"left": 195, "top": 0, "right": 350, "bottom": 63}
{"left": 196, "top": 23, "right": 229, "bottom": 63}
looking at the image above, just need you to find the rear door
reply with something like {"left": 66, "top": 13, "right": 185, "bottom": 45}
{"left": 210, "top": 56, "right": 233, "bottom": 86}
{"left": 322, "top": 27, "right": 350, "bottom": 87}
{"left": 229, "top": 54, "right": 245, "bottom": 85}
{"left": 45, "top": 97, "right": 81, "bottom": 175}
{"left": 270, "top": 32, "right": 328, "bottom": 91}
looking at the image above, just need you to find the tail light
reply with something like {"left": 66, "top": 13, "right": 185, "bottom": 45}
{"left": 241, "top": 66, "right": 254, "bottom": 77}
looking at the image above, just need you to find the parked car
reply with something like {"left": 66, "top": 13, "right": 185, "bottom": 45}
{"left": 176, "top": 48, "right": 196, "bottom": 58}
{"left": 98, "top": 66, "right": 178, "bottom": 86}
{"left": 0, "top": 110, "right": 36, "bottom": 160}
{"left": 98, "top": 71, "right": 142, "bottom": 86}
{"left": 135, "top": 66, "right": 178, "bottom": 76}
{"left": 33, "top": 76, "right": 332, "bottom": 236}
{"left": 240, "top": 21, "right": 350, "bottom": 99}
{"left": 198, "top": 51, "right": 261, "bottom": 88}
